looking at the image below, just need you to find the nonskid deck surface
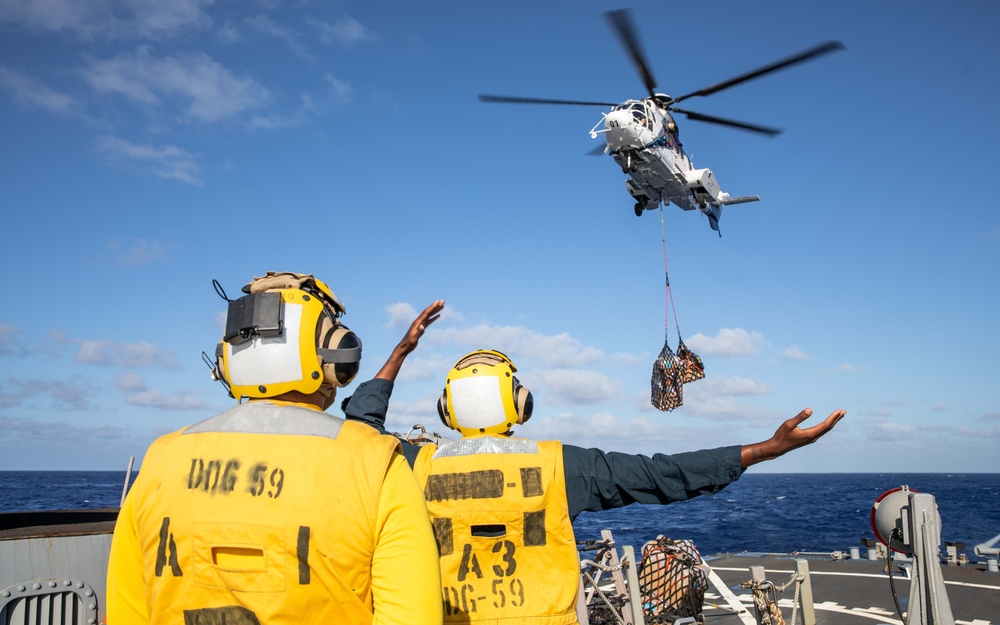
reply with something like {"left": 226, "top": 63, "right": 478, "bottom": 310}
{"left": 702, "top": 553, "right": 1000, "bottom": 625}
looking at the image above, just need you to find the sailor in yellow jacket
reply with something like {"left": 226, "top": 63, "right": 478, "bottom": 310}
{"left": 412, "top": 350, "right": 580, "bottom": 625}
{"left": 388, "top": 349, "right": 846, "bottom": 625}
{"left": 106, "top": 272, "right": 444, "bottom": 625}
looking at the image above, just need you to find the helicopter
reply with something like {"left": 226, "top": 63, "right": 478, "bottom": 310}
{"left": 480, "top": 10, "right": 844, "bottom": 233}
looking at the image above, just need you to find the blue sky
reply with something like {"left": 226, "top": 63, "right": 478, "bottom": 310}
{"left": 1, "top": 0, "right": 997, "bottom": 472}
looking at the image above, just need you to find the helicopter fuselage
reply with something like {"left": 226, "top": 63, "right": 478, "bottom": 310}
{"left": 592, "top": 99, "right": 759, "bottom": 231}
{"left": 480, "top": 12, "right": 843, "bottom": 233}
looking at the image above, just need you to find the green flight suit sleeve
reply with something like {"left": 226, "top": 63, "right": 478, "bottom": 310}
{"left": 562, "top": 444, "right": 745, "bottom": 521}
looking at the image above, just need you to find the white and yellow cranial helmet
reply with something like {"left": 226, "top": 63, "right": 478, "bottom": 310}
{"left": 436, "top": 350, "right": 533, "bottom": 436}
{"left": 215, "top": 272, "right": 361, "bottom": 408}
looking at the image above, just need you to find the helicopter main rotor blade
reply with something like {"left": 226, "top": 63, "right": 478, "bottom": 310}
{"left": 604, "top": 9, "right": 658, "bottom": 99}
{"left": 669, "top": 40, "right": 845, "bottom": 104}
{"left": 671, "top": 107, "right": 783, "bottom": 137}
{"left": 479, "top": 94, "right": 618, "bottom": 107}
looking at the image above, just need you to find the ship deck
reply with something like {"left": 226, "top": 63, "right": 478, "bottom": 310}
{"left": 702, "top": 553, "right": 1000, "bottom": 625}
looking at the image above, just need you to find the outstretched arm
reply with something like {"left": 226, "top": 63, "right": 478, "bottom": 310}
{"left": 374, "top": 300, "right": 445, "bottom": 382}
{"left": 740, "top": 407, "right": 846, "bottom": 468}
{"left": 562, "top": 408, "right": 846, "bottom": 520}
{"left": 343, "top": 301, "right": 444, "bottom": 465}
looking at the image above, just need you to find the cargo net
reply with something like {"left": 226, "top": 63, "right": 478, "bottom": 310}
{"left": 651, "top": 338, "right": 705, "bottom": 411}
{"left": 676, "top": 338, "right": 705, "bottom": 384}
{"left": 651, "top": 343, "right": 683, "bottom": 411}
{"left": 638, "top": 536, "right": 709, "bottom": 624}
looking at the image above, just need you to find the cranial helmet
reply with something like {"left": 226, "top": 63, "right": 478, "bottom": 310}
{"left": 437, "top": 350, "right": 533, "bottom": 436}
{"left": 215, "top": 272, "right": 361, "bottom": 409}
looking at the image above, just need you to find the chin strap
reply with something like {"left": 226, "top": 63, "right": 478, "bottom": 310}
{"left": 317, "top": 383, "right": 337, "bottom": 411}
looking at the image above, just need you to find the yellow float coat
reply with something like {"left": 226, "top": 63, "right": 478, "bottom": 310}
{"left": 413, "top": 436, "right": 580, "bottom": 625}
{"left": 107, "top": 400, "right": 442, "bottom": 625}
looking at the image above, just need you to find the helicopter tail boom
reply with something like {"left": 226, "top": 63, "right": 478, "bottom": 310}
{"left": 720, "top": 195, "right": 761, "bottom": 205}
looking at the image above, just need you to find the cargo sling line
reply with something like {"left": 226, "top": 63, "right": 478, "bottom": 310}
{"left": 651, "top": 208, "right": 705, "bottom": 411}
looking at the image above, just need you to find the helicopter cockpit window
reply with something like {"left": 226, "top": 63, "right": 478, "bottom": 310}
{"left": 629, "top": 102, "right": 653, "bottom": 130}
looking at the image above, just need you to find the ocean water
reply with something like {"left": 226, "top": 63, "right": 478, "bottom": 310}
{"left": 2, "top": 471, "right": 997, "bottom": 556}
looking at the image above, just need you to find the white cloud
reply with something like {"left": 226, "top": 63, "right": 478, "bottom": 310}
{"left": 678, "top": 391, "right": 752, "bottom": 420}
{"left": 74, "top": 339, "right": 178, "bottom": 368}
{"left": 323, "top": 74, "right": 352, "bottom": 103}
{"left": 116, "top": 372, "right": 146, "bottom": 392}
{"left": 214, "top": 311, "right": 227, "bottom": 335}
{"left": 839, "top": 363, "right": 855, "bottom": 373}
{"left": 0, "top": 376, "right": 93, "bottom": 410}
{"left": 782, "top": 345, "right": 809, "bottom": 361}
{"left": 686, "top": 328, "right": 769, "bottom": 356}
{"left": 106, "top": 237, "right": 168, "bottom": 265}
{"left": 431, "top": 324, "right": 602, "bottom": 368}
{"left": 870, "top": 421, "right": 918, "bottom": 444}
{"left": 531, "top": 369, "right": 619, "bottom": 405}
{"left": 0, "top": 324, "right": 29, "bottom": 357}
{"left": 873, "top": 421, "right": 915, "bottom": 436}
{"left": 526, "top": 410, "right": 664, "bottom": 446}
{"left": 0, "top": 66, "right": 79, "bottom": 116}
{"left": 674, "top": 378, "right": 776, "bottom": 424}
{"left": 697, "top": 374, "right": 770, "bottom": 396}
{"left": 247, "top": 112, "right": 303, "bottom": 130}
{"left": 251, "top": 72, "right": 356, "bottom": 129}
{"left": 609, "top": 351, "right": 646, "bottom": 367}
{"left": 96, "top": 135, "right": 203, "bottom": 185}
{"left": 82, "top": 48, "right": 270, "bottom": 123}
{"left": 123, "top": 389, "right": 210, "bottom": 410}
{"left": 309, "top": 15, "right": 376, "bottom": 46}
{"left": 384, "top": 302, "right": 418, "bottom": 329}
{"left": 218, "top": 20, "right": 240, "bottom": 43}
{"left": 104, "top": 373, "right": 210, "bottom": 415}
{"left": 245, "top": 14, "right": 312, "bottom": 60}
{"left": 126, "top": 0, "right": 212, "bottom": 38}
{"left": 294, "top": 73, "right": 353, "bottom": 123}
{"left": 0, "top": 0, "right": 212, "bottom": 40}
{"left": 384, "top": 302, "right": 465, "bottom": 330}
{"left": 393, "top": 356, "right": 452, "bottom": 383}
{"left": 380, "top": 394, "right": 450, "bottom": 432}
{"left": 0, "top": 414, "right": 120, "bottom": 443}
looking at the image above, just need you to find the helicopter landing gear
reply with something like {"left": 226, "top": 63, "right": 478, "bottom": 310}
{"left": 692, "top": 190, "right": 709, "bottom": 210}
{"left": 620, "top": 152, "right": 639, "bottom": 174}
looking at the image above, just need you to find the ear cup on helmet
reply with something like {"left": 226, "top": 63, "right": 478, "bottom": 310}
{"left": 321, "top": 326, "right": 361, "bottom": 387}
{"left": 437, "top": 389, "right": 452, "bottom": 429}
{"left": 512, "top": 376, "right": 534, "bottom": 424}
{"left": 316, "top": 310, "right": 362, "bottom": 388}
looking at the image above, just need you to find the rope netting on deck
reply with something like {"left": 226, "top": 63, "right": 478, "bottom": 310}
{"left": 637, "top": 535, "right": 709, "bottom": 623}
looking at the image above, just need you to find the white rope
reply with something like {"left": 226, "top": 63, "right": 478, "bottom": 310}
{"left": 580, "top": 559, "right": 627, "bottom": 573}
{"left": 580, "top": 569, "right": 627, "bottom": 625}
